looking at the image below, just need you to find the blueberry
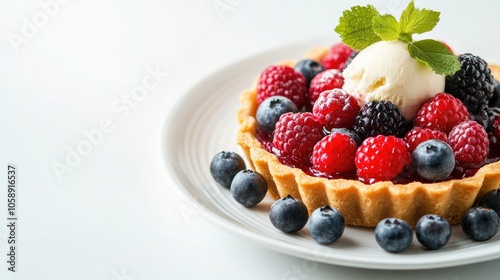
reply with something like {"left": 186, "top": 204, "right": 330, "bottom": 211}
{"left": 294, "top": 59, "right": 324, "bottom": 86}
{"left": 210, "top": 151, "right": 246, "bottom": 188}
{"left": 308, "top": 206, "right": 345, "bottom": 244}
{"left": 230, "top": 169, "right": 268, "bottom": 207}
{"left": 478, "top": 189, "right": 500, "bottom": 217}
{"left": 256, "top": 96, "right": 298, "bottom": 134}
{"left": 375, "top": 218, "right": 413, "bottom": 253}
{"left": 325, "top": 127, "right": 362, "bottom": 146}
{"left": 269, "top": 195, "right": 309, "bottom": 233}
{"left": 488, "top": 80, "right": 500, "bottom": 108}
{"left": 412, "top": 139, "right": 455, "bottom": 181}
{"left": 462, "top": 207, "right": 500, "bottom": 241}
{"left": 415, "top": 214, "right": 452, "bottom": 250}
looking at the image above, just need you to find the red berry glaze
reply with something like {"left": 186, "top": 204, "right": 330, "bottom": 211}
{"left": 321, "top": 43, "right": 354, "bottom": 70}
{"left": 448, "top": 121, "right": 489, "bottom": 165}
{"left": 312, "top": 89, "right": 360, "bottom": 130}
{"left": 404, "top": 127, "right": 448, "bottom": 151}
{"left": 273, "top": 112, "right": 324, "bottom": 166}
{"left": 308, "top": 69, "right": 344, "bottom": 107}
{"left": 312, "top": 132, "right": 357, "bottom": 174}
{"left": 414, "top": 92, "right": 470, "bottom": 133}
{"left": 355, "top": 135, "right": 411, "bottom": 183}
{"left": 257, "top": 65, "right": 308, "bottom": 109}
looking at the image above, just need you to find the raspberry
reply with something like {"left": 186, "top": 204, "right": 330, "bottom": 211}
{"left": 321, "top": 43, "right": 354, "bottom": 70}
{"left": 312, "top": 132, "right": 357, "bottom": 175}
{"left": 404, "top": 127, "right": 448, "bottom": 152}
{"left": 414, "top": 92, "right": 470, "bottom": 133}
{"left": 355, "top": 135, "right": 411, "bottom": 183}
{"left": 257, "top": 65, "right": 308, "bottom": 109}
{"left": 448, "top": 121, "right": 489, "bottom": 165}
{"left": 308, "top": 69, "right": 344, "bottom": 107}
{"left": 273, "top": 112, "right": 324, "bottom": 166}
{"left": 441, "top": 41, "right": 454, "bottom": 54}
{"left": 312, "top": 89, "right": 360, "bottom": 130}
{"left": 445, "top": 53, "right": 495, "bottom": 113}
{"left": 352, "top": 100, "right": 409, "bottom": 140}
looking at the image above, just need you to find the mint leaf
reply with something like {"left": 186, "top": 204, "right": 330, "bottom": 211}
{"left": 335, "top": 5, "right": 381, "bottom": 50}
{"left": 407, "top": 39, "right": 460, "bottom": 75}
{"left": 372, "top": 14, "right": 401, "bottom": 41}
{"left": 400, "top": 0, "right": 440, "bottom": 35}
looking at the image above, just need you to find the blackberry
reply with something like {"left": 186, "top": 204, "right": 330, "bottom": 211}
{"left": 489, "top": 80, "right": 500, "bottom": 108}
{"left": 471, "top": 109, "right": 490, "bottom": 130}
{"left": 445, "top": 53, "right": 495, "bottom": 113}
{"left": 352, "top": 100, "right": 409, "bottom": 140}
{"left": 471, "top": 107, "right": 500, "bottom": 131}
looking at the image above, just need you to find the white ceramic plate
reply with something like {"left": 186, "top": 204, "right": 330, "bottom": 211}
{"left": 160, "top": 38, "right": 500, "bottom": 270}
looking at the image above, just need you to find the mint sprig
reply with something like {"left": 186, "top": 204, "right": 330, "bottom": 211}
{"left": 400, "top": 1, "right": 440, "bottom": 37}
{"left": 372, "top": 14, "right": 400, "bottom": 41}
{"left": 335, "top": 0, "right": 460, "bottom": 76}
{"left": 334, "top": 5, "right": 381, "bottom": 50}
{"left": 408, "top": 39, "right": 460, "bottom": 75}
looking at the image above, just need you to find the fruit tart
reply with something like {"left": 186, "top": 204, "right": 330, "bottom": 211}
{"left": 237, "top": 2, "right": 500, "bottom": 227}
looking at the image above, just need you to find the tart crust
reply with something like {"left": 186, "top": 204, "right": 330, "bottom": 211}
{"left": 237, "top": 48, "right": 500, "bottom": 227}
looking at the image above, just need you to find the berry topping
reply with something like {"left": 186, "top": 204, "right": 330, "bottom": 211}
{"left": 230, "top": 169, "right": 268, "bottom": 208}
{"left": 470, "top": 108, "right": 491, "bottom": 129}
{"left": 308, "top": 69, "right": 344, "bottom": 107}
{"left": 321, "top": 42, "right": 354, "bottom": 70}
{"left": 273, "top": 112, "right": 324, "bottom": 166}
{"left": 478, "top": 189, "right": 500, "bottom": 218}
{"left": 489, "top": 79, "right": 500, "bottom": 108}
{"left": 352, "top": 100, "right": 409, "bottom": 140}
{"left": 462, "top": 207, "right": 500, "bottom": 241}
{"left": 256, "top": 96, "right": 298, "bottom": 134}
{"left": 294, "top": 59, "right": 324, "bottom": 86}
{"left": 491, "top": 115, "right": 500, "bottom": 138}
{"left": 326, "top": 128, "right": 362, "bottom": 146}
{"left": 269, "top": 195, "right": 309, "bottom": 233}
{"left": 404, "top": 127, "right": 448, "bottom": 152}
{"left": 445, "top": 53, "right": 495, "bottom": 113}
{"left": 210, "top": 151, "right": 246, "bottom": 188}
{"left": 355, "top": 135, "right": 411, "bottom": 183}
{"left": 412, "top": 140, "right": 455, "bottom": 182}
{"left": 414, "top": 92, "right": 470, "bottom": 133}
{"left": 415, "top": 214, "right": 452, "bottom": 250}
{"left": 257, "top": 65, "right": 308, "bottom": 109}
{"left": 375, "top": 218, "right": 413, "bottom": 253}
{"left": 490, "top": 115, "right": 500, "bottom": 153}
{"left": 312, "top": 89, "right": 360, "bottom": 130}
{"left": 308, "top": 206, "right": 345, "bottom": 245}
{"left": 448, "top": 121, "right": 489, "bottom": 165}
{"left": 311, "top": 132, "right": 357, "bottom": 175}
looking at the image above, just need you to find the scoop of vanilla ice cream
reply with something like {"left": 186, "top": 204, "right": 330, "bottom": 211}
{"left": 342, "top": 41, "right": 445, "bottom": 120}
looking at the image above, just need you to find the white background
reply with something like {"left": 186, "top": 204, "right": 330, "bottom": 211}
{"left": 1, "top": 0, "right": 500, "bottom": 279}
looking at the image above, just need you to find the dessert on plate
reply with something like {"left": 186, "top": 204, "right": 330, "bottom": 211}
{"left": 237, "top": 2, "right": 500, "bottom": 227}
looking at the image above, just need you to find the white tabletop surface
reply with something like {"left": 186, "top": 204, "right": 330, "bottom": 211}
{"left": 1, "top": 0, "right": 500, "bottom": 279}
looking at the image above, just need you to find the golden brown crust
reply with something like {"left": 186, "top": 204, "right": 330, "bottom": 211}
{"left": 237, "top": 54, "right": 500, "bottom": 227}
{"left": 490, "top": 64, "right": 500, "bottom": 80}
